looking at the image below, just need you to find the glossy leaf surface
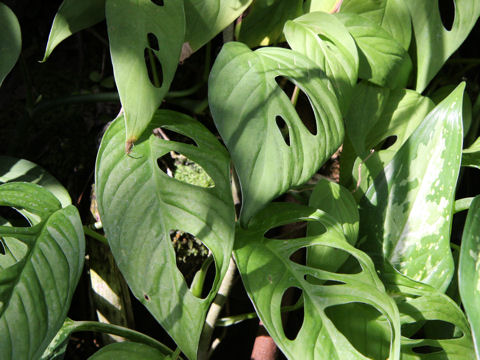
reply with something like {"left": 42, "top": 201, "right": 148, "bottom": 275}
{"left": 184, "top": 0, "right": 252, "bottom": 52}
{"left": 236, "top": 0, "right": 303, "bottom": 47}
{"left": 360, "top": 84, "right": 465, "bottom": 291}
{"left": 95, "top": 110, "right": 234, "bottom": 359}
{"left": 459, "top": 195, "right": 480, "bottom": 358}
{"left": 405, "top": 0, "right": 480, "bottom": 92}
{"left": 284, "top": 11, "right": 358, "bottom": 113}
{"left": 106, "top": 0, "right": 185, "bottom": 147}
{"left": 335, "top": 13, "right": 411, "bottom": 89}
{"left": 0, "top": 183, "right": 85, "bottom": 359}
{"left": 234, "top": 203, "right": 401, "bottom": 360}
{"left": 43, "top": 0, "right": 106, "bottom": 61}
{"left": 89, "top": 342, "right": 170, "bottom": 360}
{"left": 0, "top": 2, "right": 21, "bottom": 86}
{"left": 209, "top": 42, "right": 343, "bottom": 226}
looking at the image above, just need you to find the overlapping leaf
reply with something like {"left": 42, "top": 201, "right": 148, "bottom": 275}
{"left": 209, "top": 42, "right": 343, "bottom": 226}
{"left": 405, "top": 0, "right": 480, "bottom": 92}
{"left": 462, "top": 136, "right": 480, "bottom": 169}
{"left": 0, "top": 2, "right": 21, "bottom": 87}
{"left": 43, "top": 0, "right": 106, "bottom": 61}
{"left": 459, "top": 195, "right": 480, "bottom": 358}
{"left": 184, "top": 0, "right": 252, "bottom": 52}
{"left": 106, "top": 0, "right": 185, "bottom": 148}
{"left": 284, "top": 11, "right": 359, "bottom": 113}
{"left": 95, "top": 110, "right": 235, "bottom": 359}
{"left": 234, "top": 203, "right": 401, "bottom": 360}
{"left": 360, "top": 83, "right": 465, "bottom": 292}
{"left": 236, "top": 0, "right": 304, "bottom": 47}
{"left": 0, "top": 183, "right": 85, "bottom": 359}
{"left": 89, "top": 342, "right": 171, "bottom": 360}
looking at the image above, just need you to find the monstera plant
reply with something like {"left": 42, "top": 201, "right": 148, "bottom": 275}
{"left": 2, "top": 0, "right": 480, "bottom": 359}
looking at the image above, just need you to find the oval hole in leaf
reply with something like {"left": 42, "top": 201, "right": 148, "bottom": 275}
{"left": 150, "top": 0, "right": 164, "bottom": 6}
{"left": 0, "top": 206, "right": 31, "bottom": 227}
{"left": 170, "top": 230, "right": 211, "bottom": 292}
{"left": 438, "top": 0, "right": 455, "bottom": 30}
{"left": 157, "top": 152, "right": 215, "bottom": 188}
{"left": 289, "top": 247, "right": 306, "bottom": 265}
{"left": 411, "top": 345, "right": 444, "bottom": 354}
{"left": 147, "top": 33, "right": 160, "bottom": 51}
{"left": 0, "top": 238, "right": 5, "bottom": 255}
{"left": 153, "top": 127, "right": 198, "bottom": 147}
{"left": 144, "top": 48, "right": 163, "bottom": 88}
{"left": 281, "top": 287, "right": 304, "bottom": 341}
{"left": 379, "top": 135, "right": 397, "bottom": 150}
{"left": 276, "top": 116, "right": 290, "bottom": 146}
{"left": 405, "top": 319, "right": 462, "bottom": 340}
{"left": 264, "top": 221, "right": 308, "bottom": 239}
{"left": 303, "top": 275, "right": 345, "bottom": 286}
{"left": 306, "top": 245, "right": 362, "bottom": 274}
{"left": 325, "top": 302, "right": 390, "bottom": 360}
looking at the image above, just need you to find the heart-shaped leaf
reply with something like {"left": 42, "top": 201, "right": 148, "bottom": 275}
{"left": 43, "top": 0, "right": 106, "bottom": 62}
{"left": 89, "top": 342, "right": 171, "bottom": 360}
{"left": 236, "top": 0, "right": 304, "bottom": 47}
{"left": 0, "top": 183, "right": 85, "bottom": 359}
{"left": 405, "top": 0, "right": 480, "bottom": 92}
{"left": 234, "top": 203, "right": 401, "bottom": 359}
{"left": 184, "top": 0, "right": 252, "bottom": 52}
{"left": 106, "top": 0, "right": 185, "bottom": 148}
{"left": 284, "top": 11, "right": 359, "bottom": 113}
{"left": 0, "top": 2, "right": 21, "bottom": 87}
{"left": 209, "top": 42, "right": 343, "bottom": 226}
{"left": 459, "top": 195, "right": 480, "bottom": 358}
{"left": 95, "top": 110, "right": 235, "bottom": 359}
{"left": 360, "top": 83, "right": 465, "bottom": 292}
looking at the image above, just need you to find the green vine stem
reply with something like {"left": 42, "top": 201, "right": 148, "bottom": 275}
{"left": 83, "top": 225, "right": 109, "bottom": 246}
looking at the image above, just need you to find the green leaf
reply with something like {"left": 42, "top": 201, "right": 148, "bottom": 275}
{"left": 95, "top": 110, "right": 235, "bottom": 359}
{"left": 307, "top": 178, "right": 359, "bottom": 273}
{"left": 234, "top": 203, "right": 401, "bottom": 360}
{"left": 335, "top": 13, "right": 412, "bottom": 89}
{"left": 0, "top": 2, "right": 21, "bottom": 87}
{"left": 0, "top": 156, "right": 71, "bottom": 207}
{"left": 284, "top": 11, "right": 359, "bottom": 113}
{"left": 184, "top": 0, "right": 252, "bottom": 52}
{"left": 0, "top": 183, "right": 85, "bottom": 359}
{"left": 43, "top": 0, "right": 106, "bottom": 62}
{"left": 340, "top": 81, "right": 434, "bottom": 195}
{"left": 462, "top": 136, "right": 480, "bottom": 169}
{"left": 89, "top": 342, "right": 171, "bottom": 360}
{"left": 360, "top": 83, "right": 465, "bottom": 292}
{"left": 459, "top": 195, "right": 480, "bottom": 358}
{"left": 304, "top": 0, "right": 339, "bottom": 13}
{"left": 106, "top": 0, "right": 185, "bottom": 148}
{"left": 209, "top": 42, "right": 343, "bottom": 226}
{"left": 405, "top": 0, "right": 480, "bottom": 92}
{"left": 236, "top": 0, "right": 304, "bottom": 47}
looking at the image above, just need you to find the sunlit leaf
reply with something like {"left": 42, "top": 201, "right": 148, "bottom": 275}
{"left": 209, "top": 42, "right": 343, "bottom": 226}
{"left": 0, "top": 2, "right": 21, "bottom": 87}
{"left": 405, "top": 0, "right": 480, "bottom": 92}
{"left": 234, "top": 203, "right": 401, "bottom": 360}
{"left": 43, "top": 0, "right": 106, "bottom": 61}
{"left": 95, "top": 110, "right": 234, "bottom": 359}
{"left": 360, "top": 83, "right": 465, "bottom": 291}
{"left": 0, "top": 183, "right": 85, "bottom": 359}
{"left": 106, "top": 0, "right": 185, "bottom": 148}
{"left": 459, "top": 195, "right": 480, "bottom": 358}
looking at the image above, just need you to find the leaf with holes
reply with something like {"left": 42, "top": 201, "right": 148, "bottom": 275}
{"left": 405, "top": 0, "right": 480, "bottom": 92}
{"left": 234, "top": 203, "right": 401, "bottom": 360}
{"left": 307, "top": 178, "right": 359, "bottom": 274}
{"left": 284, "top": 11, "right": 359, "bottom": 113}
{"left": 95, "top": 110, "right": 234, "bottom": 359}
{"left": 459, "top": 195, "right": 480, "bottom": 358}
{"left": 43, "top": 0, "right": 106, "bottom": 61}
{"left": 236, "top": 0, "right": 304, "bottom": 47}
{"left": 334, "top": 13, "right": 412, "bottom": 89}
{"left": 209, "top": 42, "right": 343, "bottom": 226}
{"left": 0, "top": 2, "right": 21, "bottom": 87}
{"left": 184, "top": 0, "right": 252, "bottom": 52}
{"left": 0, "top": 156, "right": 71, "bottom": 207}
{"left": 359, "top": 83, "right": 465, "bottom": 292}
{"left": 0, "top": 183, "right": 85, "bottom": 359}
{"left": 89, "top": 342, "right": 171, "bottom": 360}
{"left": 106, "top": 0, "right": 185, "bottom": 149}
{"left": 340, "top": 81, "right": 434, "bottom": 194}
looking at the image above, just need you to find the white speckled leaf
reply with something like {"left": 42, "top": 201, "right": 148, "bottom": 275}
{"left": 360, "top": 83, "right": 465, "bottom": 292}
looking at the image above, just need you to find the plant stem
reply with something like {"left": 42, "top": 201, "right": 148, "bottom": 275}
{"left": 32, "top": 92, "right": 120, "bottom": 116}
{"left": 83, "top": 225, "right": 109, "bottom": 246}
{"left": 198, "top": 257, "right": 237, "bottom": 360}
